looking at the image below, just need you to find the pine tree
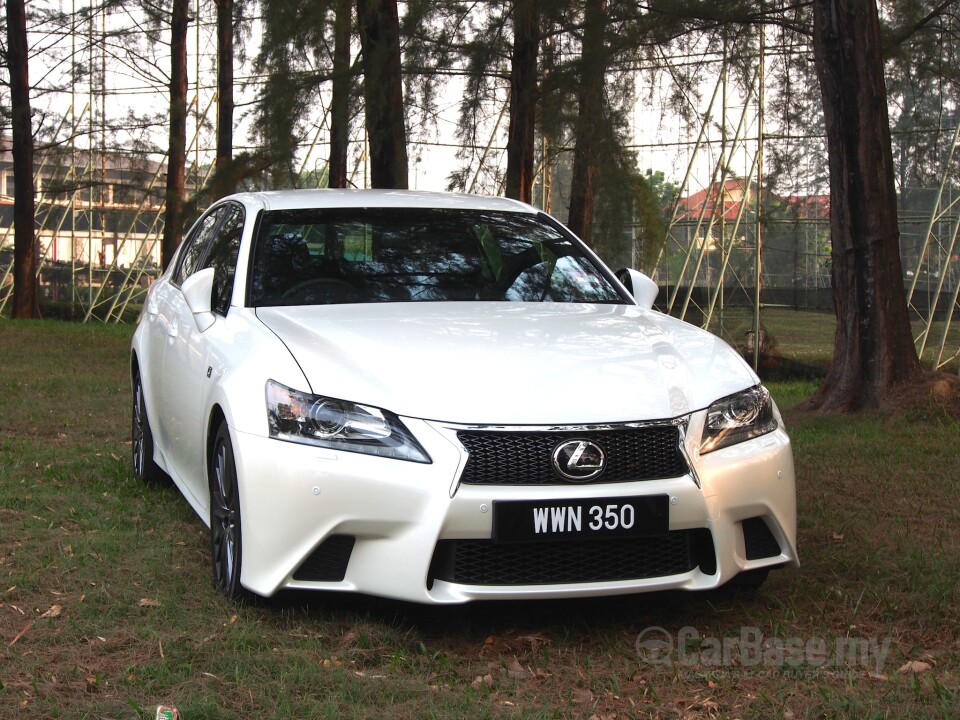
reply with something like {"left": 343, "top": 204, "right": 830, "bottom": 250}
{"left": 329, "top": 0, "right": 353, "bottom": 188}
{"left": 356, "top": 0, "right": 408, "bottom": 188}
{"left": 806, "top": 0, "right": 922, "bottom": 410}
{"left": 161, "top": 0, "right": 189, "bottom": 269}
{"left": 212, "top": 0, "right": 237, "bottom": 198}
{"left": 505, "top": 0, "right": 539, "bottom": 202}
{"left": 5, "top": 0, "right": 40, "bottom": 318}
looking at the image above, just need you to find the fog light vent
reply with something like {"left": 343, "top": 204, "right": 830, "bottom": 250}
{"left": 742, "top": 517, "right": 781, "bottom": 560}
{"left": 293, "top": 534, "right": 355, "bottom": 581}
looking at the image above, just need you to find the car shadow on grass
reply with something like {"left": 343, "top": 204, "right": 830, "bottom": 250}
{"left": 262, "top": 580, "right": 773, "bottom": 642}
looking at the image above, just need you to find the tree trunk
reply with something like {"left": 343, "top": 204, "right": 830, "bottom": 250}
{"left": 356, "top": 0, "right": 408, "bottom": 189}
{"left": 808, "top": 0, "right": 921, "bottom": 411}
{"left": 567, "top": 0, "right": 607, "bottom": 243}
{"left": 6, "top": 0, "right": 40, "bottom": 319}
{"left": 329, "top": 0, "right": 352, "bottom": 188}
{"left": 213, "top": 0, "right": 235, "bottom": 198}
{"left": 162, "top": 0, "right": 189, "bottom": 269}
{"left": 505, "top": 0, "right": 538, "bottom": 203}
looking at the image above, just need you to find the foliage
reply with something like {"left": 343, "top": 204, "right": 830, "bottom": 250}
{"left": 592, "top": 164, "right": 667, "bottom": 269}
{"left": 253, "top": 0, "right": 344, "bottom": 187}
{"left": 3, "top": 1, "right": 959, "bottom": 217}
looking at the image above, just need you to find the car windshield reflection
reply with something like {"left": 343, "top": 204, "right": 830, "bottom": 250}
{"left": 249, "top": 208, "right": 626, "bottom": 306}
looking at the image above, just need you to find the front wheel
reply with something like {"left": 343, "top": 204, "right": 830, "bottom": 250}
{"left": 210, "top": 423, "right": 248, "bottom": 601}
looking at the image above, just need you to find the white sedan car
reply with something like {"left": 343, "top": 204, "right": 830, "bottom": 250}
{"left": 131, "top": 189, "right": 797, "bottom": 604}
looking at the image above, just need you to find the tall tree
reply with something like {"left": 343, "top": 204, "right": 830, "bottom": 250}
{"left": 567, "top": 0, "right": 608, "bottom": 242}
{"left": 356, "top": 0, "right": 408, "bottom": 188}
{"left": 505, "top": 0, "right": 539, "bottom": 202}
{"left": 807, "top": 0, "right": 921, "bottom": 411}
{"left": 329, "top": 0, "right": 353, "bottom": 188}
{"left": 256, "top": 0, "right": 315, "bottom": 186}
{"left": 255, "top": 0, "right": 358, "bottom": 188}
{"left": 5, "top": 0, "right": 40, "bottom": 318}
{"left": 212, "top": 0, "right": 236, "bottom": 198}
{"left": 161, "top": 0, "right": 189, "bottom": 269}
{"left": 446, "top": 5, "right": 511, "bottom": 194}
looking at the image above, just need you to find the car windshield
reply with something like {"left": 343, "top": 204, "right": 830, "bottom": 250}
{"left": 249, "top": 208, "right": 626, "bottom": 306}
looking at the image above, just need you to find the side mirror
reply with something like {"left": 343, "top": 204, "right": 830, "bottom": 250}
{"left": 615, "top": 268, "right": 659, "bottom": 310}
{"left": 181, "top": 267, "right": 217, "bottom": 332}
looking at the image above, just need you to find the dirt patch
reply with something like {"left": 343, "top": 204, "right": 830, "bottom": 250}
{"left": 884, "top": 370, "right": 960, "bottom": 421}
{"left": 790, "top": 369, "right": 960, "bottom": 420}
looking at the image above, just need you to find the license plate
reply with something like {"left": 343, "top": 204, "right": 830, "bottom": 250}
{"left": 492, "top": 495, "right": 669, "bottom": 543}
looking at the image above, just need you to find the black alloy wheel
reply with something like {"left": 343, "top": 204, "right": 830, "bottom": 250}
{"left": 210, "top": 423, "right": 247, "bottom": 601}
{"left": 132, "top": 371, "right": 163, "bottom": 483}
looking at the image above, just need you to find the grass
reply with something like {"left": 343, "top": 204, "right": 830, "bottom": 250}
{"left": 1, "top": 316, "right": 959, "bottom": 719}
{"left": 704, "top": 306, "right": 960, "bottom": 375}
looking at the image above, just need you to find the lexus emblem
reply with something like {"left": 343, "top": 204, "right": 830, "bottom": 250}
{"left": 552, "top": 439, "right": 606, "bottom": 482}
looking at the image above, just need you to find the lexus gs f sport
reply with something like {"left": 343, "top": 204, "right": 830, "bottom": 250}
{"left": 130, "top": 189, "right": 797, "bottom": 604}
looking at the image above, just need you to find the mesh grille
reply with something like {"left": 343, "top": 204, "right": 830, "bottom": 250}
{"left": 742, "top": 517, "right": 782, "bottom": 560}
{"left": 429, "top": 530, "right": 713, "bottom": 586}
{"left": 456, "top": 426, "right": 688, "bottom": 485}
{"left": 293, "top": 534, "right": 355, "bottom": 582}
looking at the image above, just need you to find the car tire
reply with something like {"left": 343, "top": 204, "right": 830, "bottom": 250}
{"left": 132, "top": 371, "right": 165, "bottom": 484}
{"left": 210, "top": 423, "right": 248, "bottom": 601}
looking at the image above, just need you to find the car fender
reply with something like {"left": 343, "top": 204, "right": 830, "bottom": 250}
{"left": 201, "top": 306, "right": 306, "bottom": 443}
{"left": 130, "top": 285, "right": 174, "bottom": 476}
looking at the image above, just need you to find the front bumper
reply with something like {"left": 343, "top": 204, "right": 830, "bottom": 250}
{"left": 230, "top": 416, "right": 797, "bottom": 604}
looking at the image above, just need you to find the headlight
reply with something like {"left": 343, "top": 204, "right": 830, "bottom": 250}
{"left": 700, "top": 385, "right": 778, "bottom": 453}
{"left": 265, "top": 380, "right": 431, "bottom": 463}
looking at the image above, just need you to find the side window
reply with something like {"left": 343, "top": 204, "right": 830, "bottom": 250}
{"left": 171, "top": 208, "right": 224, "bottom": 286}
{"left": 204, "top": 204, "right": 245, "bottom": 315}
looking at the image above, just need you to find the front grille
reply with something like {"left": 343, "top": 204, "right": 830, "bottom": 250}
{"left": 742, "top": 517, "right": 782, "bottom": 560}
{"left": 456, "top": 426, "right": 688, "bottom": 485}
{"left": 293, "top": 534, "right": 355, "bottom": 581}
{"left": 428, "top": 529, "right": 714, "bottom": 586}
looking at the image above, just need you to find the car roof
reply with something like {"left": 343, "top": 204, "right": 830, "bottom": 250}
{"left": 227, "top": 189, "right": 539, "bottom": 214}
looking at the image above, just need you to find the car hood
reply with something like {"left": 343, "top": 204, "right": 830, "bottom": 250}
{"left": 255, "top": 303, "right": 758, "bottom": 425}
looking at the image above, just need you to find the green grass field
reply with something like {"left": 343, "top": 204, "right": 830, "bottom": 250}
{"left": 1, "top": 317, "right": 958, "bottom": 719}
{"left": 701, "top": 306, "right": 960, "bottom": 376}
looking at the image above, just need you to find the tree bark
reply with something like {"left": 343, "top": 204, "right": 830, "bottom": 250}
{"left": 329, "top": 0, "right": 352, "bottom": 188}
{"left": 356, "top": 0, "right": 408, "bottom": 189}
{"left": 808, "top": 0, "right": 921, "bottom": 411}
{"left": 567, "top": 0, "right": 607, "bottom": 243}
{"left": 213, "top": 0, "right": 235, "bottom": 198}
{"left": 6, "top": 0, "right": 40, "bottom": 319}
{"left": 505, "top": 0, "right": 538, "bottom": 203}
{"left": 162, "top": 0, "right": 189, "bottom": 269}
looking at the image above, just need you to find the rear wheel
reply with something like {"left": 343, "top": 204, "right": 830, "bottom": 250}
{"left": 132, "top": 371, "right": 164, "bottom": 484}
{"left": 210, "top": 423, "right": 247, "bottom": 601}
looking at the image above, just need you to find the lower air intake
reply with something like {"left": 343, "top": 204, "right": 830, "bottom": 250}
{"left": 742, "top": 517, "right": 782, "bottom": 560}
{"left": 428, "top": 529, "right": 715, "bottom": 587}
{"left": 293, "top": 534, "right": 355, "bottom": 582}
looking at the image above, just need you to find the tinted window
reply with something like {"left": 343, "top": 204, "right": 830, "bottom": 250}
{"left": 249, "top": 209, "right": 624, "bottom": 306}
{"left": 172, "top": 208, "right": 224, "bottom": 286}
{"left": 203, "top": 204, "right": 244, "bottom": 315}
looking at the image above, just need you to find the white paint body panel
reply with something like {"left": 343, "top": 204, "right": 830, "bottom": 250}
{"left": 255, "top": 302, "right": 759, "bottom": 425}
{"left": 131, "top": 189, "right": 798, "bottom": 604}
